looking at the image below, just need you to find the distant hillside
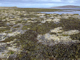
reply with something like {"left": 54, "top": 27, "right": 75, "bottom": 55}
{"left": 0, "top": 7, "right": 18, "bottom": 9}
{"left": 51, "top": 5, "right": 80, "bottom": 8}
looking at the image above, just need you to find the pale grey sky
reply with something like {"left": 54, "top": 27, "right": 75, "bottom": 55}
{"left": 0, "top": 0, "right": 80, "bottom": 8}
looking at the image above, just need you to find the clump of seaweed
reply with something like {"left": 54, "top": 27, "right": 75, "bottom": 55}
{"left": 13, "top": 30, "right": 80, "bottom": 60}
{"left": 59, "top": 18, "right": 80, "bottom": 31}
{"left": 70, "top": 33, "right": 80, "bottom": 40}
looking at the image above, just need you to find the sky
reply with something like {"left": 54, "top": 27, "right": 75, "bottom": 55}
{"left": 0, "top": 0, "right": 80, "bottom": 8}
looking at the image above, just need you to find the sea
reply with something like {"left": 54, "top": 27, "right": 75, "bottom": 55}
{"left": 40, "top": 8, "right": 80, "bottom": 15}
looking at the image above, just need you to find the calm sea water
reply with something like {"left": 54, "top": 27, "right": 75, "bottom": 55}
{"left": 41, "top": 11, "right": 80, "bottom": 15}
{"left": 40, "top": 8, "right": 80, "bottom": 15}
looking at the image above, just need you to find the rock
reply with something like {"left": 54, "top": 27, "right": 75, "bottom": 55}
{"left": 8, "top": 31, "right": 20, "bottom": 36}
{"left": 52, "top": 18, "right": 60, "bottom": 23}
{"left": 50, "top": 27, "right": 63, "bottom": 33}
{"left": 62, "top": 30, "right": 80, "bottom": 35}
{"left": 41, "top": 20, "right": 46, "bottom": 23}
{"left": 37, "top": 29, "right": 80, "bottom": 46}
{"left": 46, "top": 19, "right": 52, "bottom": 22}
{"left": 8, "top": 47, "right": 19, "bottom": 52}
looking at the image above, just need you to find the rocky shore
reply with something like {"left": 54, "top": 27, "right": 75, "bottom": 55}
{"left": 0, "top": 9, "right": 80, "bottom": 60}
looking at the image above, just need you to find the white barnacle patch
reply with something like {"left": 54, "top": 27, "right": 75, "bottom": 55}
{"left": 37, "top": 27, "right": 80, "bottom": 46}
